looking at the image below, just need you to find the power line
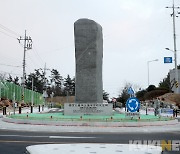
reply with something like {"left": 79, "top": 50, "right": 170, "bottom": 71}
{"left": 0, "top": 23, "right": 21, "bottom": 37}
{"left": 0, "top": 30, "right": 17, "bottom": 39}
{"left": 32, "top": 44, "right": 45, "bottom": 64}
{"left": 0, "top": 63, "right": 21, "bottom": 68}
{"left": 0, "top": 54, "right": 22, "bottom": 66}
{"left": 26, "top": 51, "right": 41, "bottom": 69}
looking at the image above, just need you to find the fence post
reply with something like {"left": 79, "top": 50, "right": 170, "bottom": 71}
{"left": 42, "top": 105, "right": 44, "bottom": 111}
{"left": 31, "top": 105, "right": 33, "bottom": 113}
{"left": 3, "top": 106, "right": 6, "bottom": 115}
{"left": 39, "top": 105, "right": 40, "bottom": 112}
{"left": 19, "top": 106, "right": 21, "bottom": 114}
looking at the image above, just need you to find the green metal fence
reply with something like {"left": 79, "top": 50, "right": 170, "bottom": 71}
{"left": 0, "top": 80, "right": 43, "bottom": 105}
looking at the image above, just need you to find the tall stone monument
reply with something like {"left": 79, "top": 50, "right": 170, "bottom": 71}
{"left": 64, "top": 19, "right": 112, "bottom": 115}
{"left": 74, "top": 18, "right": 103, "bottom": 104}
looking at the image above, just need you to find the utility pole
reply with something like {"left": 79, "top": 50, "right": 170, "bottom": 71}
{"left": 43, "top": 63, "right": 48, "bottom": 95}
{"left": 0, "top": 83, "right": 1, "bottom": 99}
{"left": 17, "top": 30, "right": 32, "bottom": 103}
{"left": 43, "top": 63, "right": 50, "bottom": 105}
{"left": 13, "top": 92, "right": 15, "bottom": 115}
{"left": 31, "top": 77, "right": 34, "bottom": 106}
{"left": 166, "top": 0, "right": 180, "bottom": 93}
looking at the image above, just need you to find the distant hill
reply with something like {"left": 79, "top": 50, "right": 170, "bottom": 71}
{"left": 158, "top": 93, "right": 180, "bottom": 108}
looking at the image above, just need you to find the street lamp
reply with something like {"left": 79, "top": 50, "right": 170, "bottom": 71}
{"left": 147, "top": 59, "right": 159, "bottom": 87}
{"left": 165, "top": 47, "right": 179, "bottom": 93}
{"left": 165, "top": 48, "right": 177, "bottom": 68}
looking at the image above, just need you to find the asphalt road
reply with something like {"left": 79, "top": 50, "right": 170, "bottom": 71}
{"left": 0, "top": 130, "right": 180, "bottom": 154}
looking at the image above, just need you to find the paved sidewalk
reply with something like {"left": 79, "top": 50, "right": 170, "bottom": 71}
{"left": 0, "top": 117, "right": 180, "bottom": 133}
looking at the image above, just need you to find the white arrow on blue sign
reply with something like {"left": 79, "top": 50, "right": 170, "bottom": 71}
{"left": 126, "top": 97, "right": 140, "bottom": 112}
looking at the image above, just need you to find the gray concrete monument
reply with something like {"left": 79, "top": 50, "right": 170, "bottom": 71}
{"left": 64, "top": 18, "right": 112, "bottom": 115}
{"left": 74, "top": 18, "right": 103, "bottom": 104}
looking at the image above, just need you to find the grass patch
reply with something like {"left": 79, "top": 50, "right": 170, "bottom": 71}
{"left": 8, "top": 112, "right": 173, "bottom": 122}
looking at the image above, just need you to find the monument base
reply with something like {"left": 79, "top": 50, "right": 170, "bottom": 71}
{"left": 64, "top": 103, "right": 113, "bottom": 116}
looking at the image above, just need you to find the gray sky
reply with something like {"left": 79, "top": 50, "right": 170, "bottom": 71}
{"left": 0, "top": 0, "right": 180, "bottom": 98}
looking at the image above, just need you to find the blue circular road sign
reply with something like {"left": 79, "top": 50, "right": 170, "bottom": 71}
{"left": 126, "top": 97, "right": 140, "bottom": 112}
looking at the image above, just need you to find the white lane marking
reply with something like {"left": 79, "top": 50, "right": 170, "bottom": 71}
{"left": 0, "top": 135, "right": 48, "bottom": 138}
{"left": 0, "top": 135, "right": 96, "bottom": 139}
{"left": 49, "top": 136, "right": 96, "bottom": 139}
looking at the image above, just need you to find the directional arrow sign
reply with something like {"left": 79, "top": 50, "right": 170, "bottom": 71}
{"left": 126, "top": 97, "right": 140, "bottom": 112}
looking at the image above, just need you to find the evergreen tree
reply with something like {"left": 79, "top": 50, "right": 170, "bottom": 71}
{"left": 158, "top": 73, "right": 171, "bottom": 91}
{"left": 116, "top": 83, "right": 131, "bottom": 106}
{"left": 63, "top": 75, "right": 75, "bottom": 96}
{"left": 49, "top": 69, "right": 63, "bottom": 96}
{"left": 13, "top": 76, "right": 20, "bottom": 85}
{"left": 25, "top": 69, "right": 44, "bottom": 93}
{"left": 6, "top": 75, "right": 13, "bottom": 83}
{"left": 103, "top": 90, "right": 109, "bottom": 101}
{"left": 146, "top": 85, "right": 156, "bottom": 92}
{"left": 6, "top": 75, "right": 20, "bottom": 85}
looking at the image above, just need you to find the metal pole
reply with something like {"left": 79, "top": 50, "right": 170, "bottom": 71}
{"left": 18, "top": 30, "right": 33, "bottom": 102}
{"left": 0, "top": 79, "right": 1, "bottom": 99}
{"left": 13, "top": 92, "right": 15, "bottom": 115}
{"left": 147, "top": 61, "right": 150, "bottom": 87}
{"left": 43, "top": 63, "right": 46, "bottom": 106}
{"left": 166, "top": 0, "right": 179, "bottom": 93}
{"left": 22, "top": 30, "right": 27, "bottom": 103}
{"left": 147, "top": 59, "right": 158, "bottom": 87}
{"left": 31, "top": 77, "right": 34, "bottom": 106}
{"left": 172, "top": 0, "right": 178, "bottom": 93}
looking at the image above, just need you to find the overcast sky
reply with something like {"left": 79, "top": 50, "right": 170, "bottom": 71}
{"left": 0, "top": 0, "right": 180, "bottom": 98}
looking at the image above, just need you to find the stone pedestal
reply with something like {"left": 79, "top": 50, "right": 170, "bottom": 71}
{"left": 64, "top": 103, "right": 113, "bottom": 116}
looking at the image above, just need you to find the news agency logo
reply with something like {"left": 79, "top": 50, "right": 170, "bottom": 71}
{"left": 129, "top": 140, "right": 180, "bottom": 152}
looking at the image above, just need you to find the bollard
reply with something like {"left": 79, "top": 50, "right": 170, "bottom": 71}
{"left": 3, "top": 106, "right": 6, "bottom": 115}
{"left": 146, "top": 108, "right": 148, "bottom": 115}
{"left": 38, "top": 105, "right": 41, "bottom": 112}
{"left": 2, "top": 107, "right": 4, "bottom": 115}
{"left": 31, "top": 106, "right": 33, "bottom": 113}
{"left": 173, "top": 109, "right": 175, "bottom": 117}
{"left": 42, "top": 105, "right": 44, "bottom": 111}
{"left": 175, "top": 109, "right": 178, "bottom": 117}
{"left": 5, "top": 107, "right": 6, "bottom": 115}
{"left": 154, "top": 108, "right": 157, "bottom": 116}
{"left": 27, "top": 115, "right": 28, "bottom": 118}
{"left": 19, "top": 106, "right": 21, "bottom": 114}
